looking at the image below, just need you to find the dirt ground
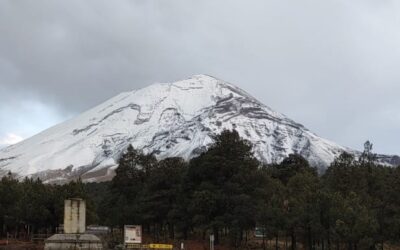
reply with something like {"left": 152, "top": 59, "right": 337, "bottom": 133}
{"left": 0, "top": 239, "right": 43, "bottom": 250}
{"left": 2, "top": 238, "right": 400, "bottom": 250}
{"left": 180, "top": 240, "right": 230, "bottom": 250}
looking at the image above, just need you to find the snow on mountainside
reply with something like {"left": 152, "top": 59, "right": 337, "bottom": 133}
{"left": 0, "top": 75, "right": 398, "bottom": 183}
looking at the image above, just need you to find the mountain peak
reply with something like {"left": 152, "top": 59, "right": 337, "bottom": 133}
{"left": 1, "top": 76, "right": 398, "bottom": 183}
{"left": 188, "top": 74, "right": 218, "bottom": 80}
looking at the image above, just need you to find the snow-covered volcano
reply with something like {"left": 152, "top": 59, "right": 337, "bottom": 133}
{"left": 0, "top": 75, "right": 398, "bottom": 183}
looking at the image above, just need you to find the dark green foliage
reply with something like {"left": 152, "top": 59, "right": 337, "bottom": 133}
{"left": 2, "top": 135, "right": 400, "bottom": 249}
{"left": 184, "top": 130, "right": 262, "bottom": 245}
{"left": 0, "top": 176, "right": 93, "bottom": 236}
{"left": 270, "top": 153, "right": 317, "bottom": 185}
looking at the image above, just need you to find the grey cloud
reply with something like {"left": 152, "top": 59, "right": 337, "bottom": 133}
{"left": 0, "top": 0, "right": 400, "bottom": 154}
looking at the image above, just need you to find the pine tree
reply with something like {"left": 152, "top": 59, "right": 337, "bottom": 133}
{"left": 186, "top": 129, "right": 261, "bottom": 246}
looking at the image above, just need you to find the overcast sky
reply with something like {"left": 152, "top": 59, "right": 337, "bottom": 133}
{"left": 1, "top": 0, "right": 400, "bottom": 154}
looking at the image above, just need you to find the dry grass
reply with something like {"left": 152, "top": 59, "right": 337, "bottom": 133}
{"left": 0, "top": 239, "right": 43, "bottom": 250}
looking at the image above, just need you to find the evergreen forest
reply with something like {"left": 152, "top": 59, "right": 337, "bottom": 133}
{"left": 1, "top": 130, "right": 399, "bottom": 250}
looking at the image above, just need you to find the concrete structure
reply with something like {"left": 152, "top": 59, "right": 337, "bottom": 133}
{"left": 64, "top": 198, "right": 86, "bottom": 234}
{"left": 44, "top": 234, "right": 103, "bottom": 250}
{"left": 44, "top": 198, "right": 103, "bottom": 250}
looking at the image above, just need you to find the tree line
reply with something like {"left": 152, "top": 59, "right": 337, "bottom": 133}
{"left": 1, "top": 130, "right": 400, "bottom": 249}
{"left": 0, "top": 174, "right": 93, "bottom": 236}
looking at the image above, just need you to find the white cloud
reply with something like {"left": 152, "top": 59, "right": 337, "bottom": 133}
{"left": 0, "top": 133, "right": 23, "bottom": 146}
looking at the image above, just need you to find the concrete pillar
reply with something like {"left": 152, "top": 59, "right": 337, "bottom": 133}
{"left": 64, "top": 198, "right": 86, "bottom": 234}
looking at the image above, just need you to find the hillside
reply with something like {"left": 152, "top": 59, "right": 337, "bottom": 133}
{"left": 0, "top": 75, "right": 398, "bottom": 182}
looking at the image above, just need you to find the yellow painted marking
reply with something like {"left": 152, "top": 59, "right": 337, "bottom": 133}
{"left": 149, "top": 243, "right": 173, "bottom": 249}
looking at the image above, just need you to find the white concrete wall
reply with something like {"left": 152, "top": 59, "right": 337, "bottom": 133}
{"left": 64, "top": 198, "right": 86, "bottom": 234}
